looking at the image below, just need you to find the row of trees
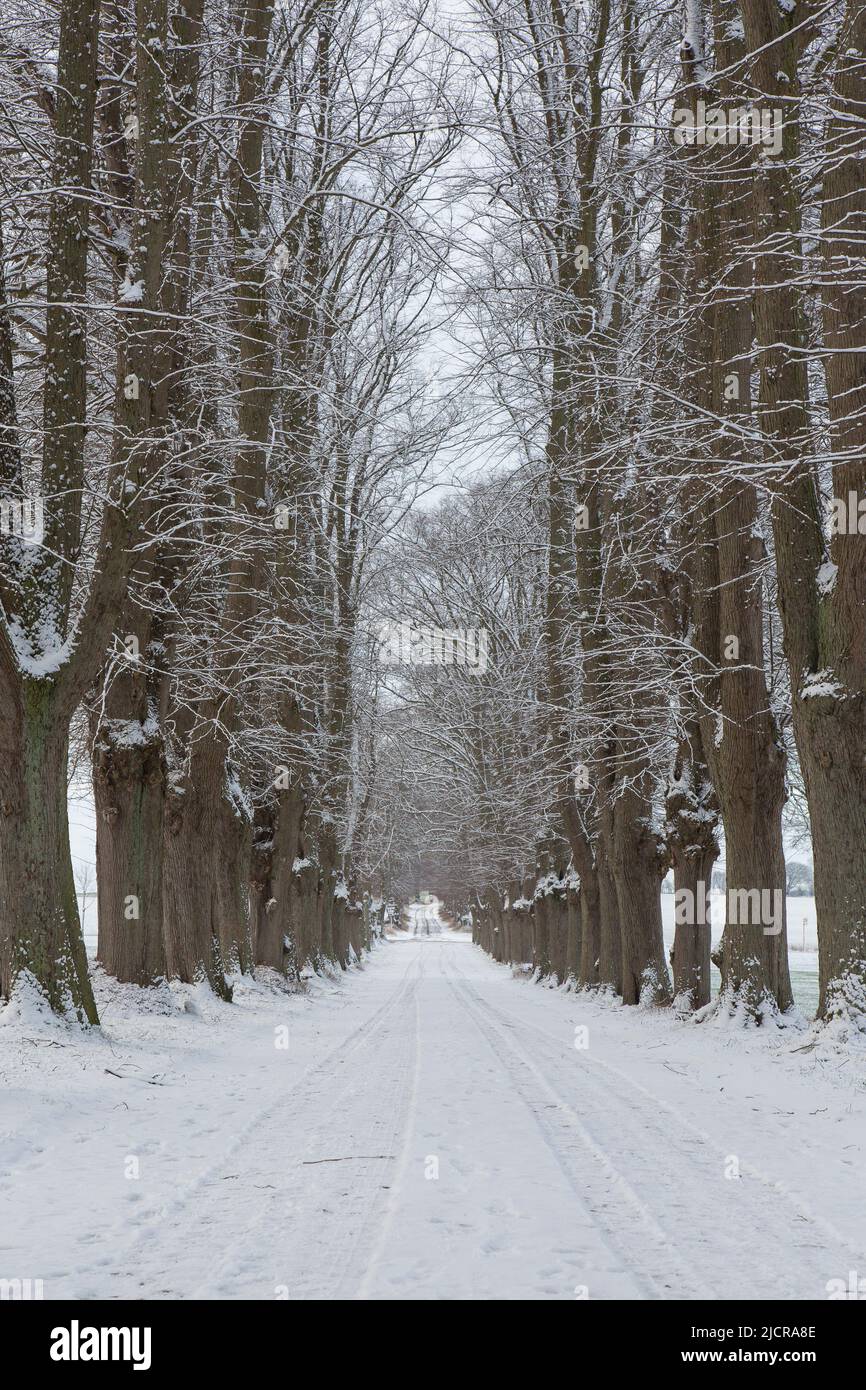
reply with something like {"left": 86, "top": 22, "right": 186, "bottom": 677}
{"left": 0, "top": 0, "right": 459, "bottom": 1021}
{"left": 357, "top": 0, "right": 866, "bottom": 1027}
{"left": 1, "top": 0, "right": 864, "bottom": 1033}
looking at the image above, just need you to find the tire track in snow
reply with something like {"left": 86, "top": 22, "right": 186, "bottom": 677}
{"left": 440, "top": 951, "right": 718, "bottom": 1300}
{"left": 74, "top": 950, "right": 423, "bottom": 1296}
{"left": 354, "top": 980, "right": 422, "bottom": 1300}
{"left": 477, "top": 986, "right": 866, "bottom": 1279}
{"left": 193, "top": 952, "right": 425, "bottom": 1299}
{"left": 450, "top": 951, "right": 861, "bottom": 1299}
{"left": 292, "top": 949, "right": 426, "bottom": 1299}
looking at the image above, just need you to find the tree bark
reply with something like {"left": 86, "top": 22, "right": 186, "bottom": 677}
{"left": 162, "top": 731, "right": 234, "bottom": 999}
{"left": 93, "top": 728, "right": 167, "bottom": 984}
{"left": 611, "top": 772, "right": 671, "bottom": 1006}
{"left": 736, "top": 0, "right": 866, "bottom": 1021}
{"left": 798, "top": 0, "right": 866, "bottom": 1021}
{"left": 0, "top": 689, "right": 95, "bottom": 1020}
{"left": 666, "top": 725, "right": 719, "bottom": 1010}
{"left": 93, "top": 0, "right": 173, "bottom": 985}
{"left": 0, "top": 0, "right": 123, "bottom": 1021}
{"left": 679, "top": 0, "right": 793, "bottom": 1016}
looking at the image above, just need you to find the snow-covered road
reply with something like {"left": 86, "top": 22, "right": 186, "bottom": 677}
{"left": 3, "top": 907, "right": 866, "bottom": 1301}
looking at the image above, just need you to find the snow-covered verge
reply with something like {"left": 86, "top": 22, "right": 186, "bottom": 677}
{"left": 480, "top": 958, "right": 866, "bottom": 1298}
{"left": 2, "top": 925, "right": 865, "bottom": 1300}
{"left": 0, "top": 960, "right": 372, "bottom": 1299}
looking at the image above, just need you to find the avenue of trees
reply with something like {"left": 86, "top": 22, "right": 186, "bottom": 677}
{"left": 0, "top": 0, "right": 863, "bottom": 1030}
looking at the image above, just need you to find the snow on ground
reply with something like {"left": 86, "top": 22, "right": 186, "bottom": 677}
{"left": 2, "top": 900, "right": 864, "bottom": 1301}
{"left": 405, "top": 899, "right": 455, "bottom": 938}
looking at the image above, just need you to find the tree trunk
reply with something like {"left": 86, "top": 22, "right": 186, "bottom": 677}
{"left": 163, "top": 0, "right": 277, "bottom": 992}
{"left": 91, "top": 0, "right": 199, "bottom": 988}
{"left": 566, "top": 878, "right": 581, "bottom": 982}
{"left": 532, "top": 854, "right": 552, "bottom": 979}
{"left": 611, "top": 778, "right": 671, "bottom": 1006}
{"left": 798, "top": 0, "right": 866, "bottom": 1023}
{"left": 93, "top": 727, "right": 166, "bottom": 984}
{"left": 162, "top": 734, "right": 233, "bottom": 1000}
{"left": 0, "top": 691, "right": 97, "bottom": 1022}
{"left": 0, "top": 0, "right": 132, "bottom": 1022}
{"left": 252, "top": 774, "right": 307, "bottom": 977}
{"left": 317, "top": 819, "right": 338, "bottom": 965}
{"left": 596, "top": 774, "right": 622, "bottom": 994}
{"left": 678, "top": 0, "right": 793, "bottom": 1018}
{"left": 214, "top": 780, "right": 253, "bottom": 975}
{"left": 577, "top": 865, "right": 600, "bottom": 986}
{"left": 666, "top": 729, "right": 719, "bottom": 1010}
{"left": 735, "top": 0, "right": 866, "bottom": 1021}
{"left": 716, "top": 771, "right": 791, "bottom": 1016}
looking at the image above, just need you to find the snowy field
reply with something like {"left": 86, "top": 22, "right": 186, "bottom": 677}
{"left": 2, "top": 901, "right": 864, "bottom": 1301}
{"left": 659, "top": 893, "right": 820, "bottom": 1015}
